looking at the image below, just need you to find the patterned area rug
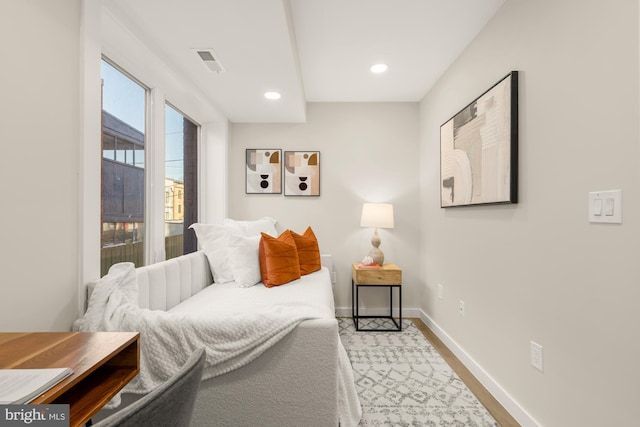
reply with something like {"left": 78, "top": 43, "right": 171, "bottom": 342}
{"left": 339, "top": 318, "right": 499, "bottom": 427}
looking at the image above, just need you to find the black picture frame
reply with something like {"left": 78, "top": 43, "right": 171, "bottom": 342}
{"left": 284, "top": 151, "right": 320, "bottom": 196}
{"left": 440, "top": 71, "right": 518, "bottom": 207}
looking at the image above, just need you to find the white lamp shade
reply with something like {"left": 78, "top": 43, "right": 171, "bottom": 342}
{"left": 360, "top": 203, "right": 394, "bottom": 229}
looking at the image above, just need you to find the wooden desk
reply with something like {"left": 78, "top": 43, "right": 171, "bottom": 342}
{"left": 0, "top": 332, "right": 139, "bottom": 427}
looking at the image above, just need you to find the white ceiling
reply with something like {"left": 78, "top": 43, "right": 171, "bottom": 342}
{"left": 103, "top": 0, "right": 505, "bottom": 123}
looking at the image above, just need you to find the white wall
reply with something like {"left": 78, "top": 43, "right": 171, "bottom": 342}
{"left": 229, "top": 103, "right": 420, "bottom": 313}
{"left": 0, "top": 0, "right": 81, "bottom": 331}
{"left": 420, "top": 0, "right": 640, "bottom": 425}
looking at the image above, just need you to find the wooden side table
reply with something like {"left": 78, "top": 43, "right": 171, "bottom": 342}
{"left": 352, "top": 263, "right": 402, "bottom": 332}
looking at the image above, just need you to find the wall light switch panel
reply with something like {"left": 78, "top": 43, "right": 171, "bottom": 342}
{"left": 589, "top": 190, "right": 622, "bottom": 223}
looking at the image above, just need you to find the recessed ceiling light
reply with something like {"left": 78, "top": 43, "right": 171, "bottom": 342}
{"left": 264, "top": 91, "right": 281, "bottom": 100}
{"left": 370, "top": 63, "right": 388, "bottom": 74}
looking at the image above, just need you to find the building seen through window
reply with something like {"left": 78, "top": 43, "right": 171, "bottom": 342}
{"left": 100, "top": 59, "right": 146, "bottom": 276}
{"left": 165, "top": 104, "right": 198, "bottom": 260}
{"left": 99, "top": 60, "right": 198, "bottom": 274}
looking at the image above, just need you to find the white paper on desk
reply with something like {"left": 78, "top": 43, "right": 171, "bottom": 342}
{"left": 0, "top": 368, "right": 73, "bottom": 404}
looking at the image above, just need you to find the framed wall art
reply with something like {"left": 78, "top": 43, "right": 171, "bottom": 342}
{"left": 284, "top": 151, "right": 320, "bottom": 196}
{"left": 246, "top": 149, "right": 282, "bottom": 194}
{"left": 440, "top": 71, "right": 518, "bottom": 207}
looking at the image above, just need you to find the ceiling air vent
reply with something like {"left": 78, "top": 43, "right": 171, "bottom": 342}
{"left": 193, "top": 49, "right": 226, "bottom": 74}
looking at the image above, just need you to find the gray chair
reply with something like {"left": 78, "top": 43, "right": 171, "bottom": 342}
{"left": 92, "top": 348, "right": 206, "bottom": 427}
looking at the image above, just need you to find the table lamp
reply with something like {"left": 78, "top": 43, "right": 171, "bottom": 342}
{"left": 360, "top": 203, "right": 394, "bottom": 265}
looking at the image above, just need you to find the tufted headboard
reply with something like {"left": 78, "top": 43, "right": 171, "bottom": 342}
{"left": 135, "top": 251, "right": 213, "bottom": 310}
{"left": 87, "top": 252, "right": 335, "bottom": 312}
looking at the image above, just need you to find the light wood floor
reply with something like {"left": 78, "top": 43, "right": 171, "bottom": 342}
{"left": 410, "top": 318, "right": 520, "bottom": 427}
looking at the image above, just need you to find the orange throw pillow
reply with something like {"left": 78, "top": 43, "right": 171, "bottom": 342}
{"left": 291, "top": 226, "right": 321, "bottom": 275}
{"left": 259, "top": 230, "right": 301, "bottom": 287}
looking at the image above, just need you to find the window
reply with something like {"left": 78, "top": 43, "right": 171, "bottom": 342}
{"left": 103, "top": 134, "right": 116, "bottom": 160}
{"left": 165, "top": 104, "right": 198, "bottom": 260}
{"left": 100, "top": 59, "right": 147, "bottom": 276}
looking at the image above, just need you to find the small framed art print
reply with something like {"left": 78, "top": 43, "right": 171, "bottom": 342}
{"left": 284, "top": 151, "right": 320, "bottom": 196}
{"left": 246, "top": 149, "right": 282, "bottom": 194}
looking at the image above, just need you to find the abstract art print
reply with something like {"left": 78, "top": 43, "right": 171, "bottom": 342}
{"left": 284, "top": 151, "right": 320, "bottom": 196}
{"left": 246, "top": 149, "right": 282, "bottom": 194}
{"left": 440, "top": 71, "right": 518, "bottom": 207}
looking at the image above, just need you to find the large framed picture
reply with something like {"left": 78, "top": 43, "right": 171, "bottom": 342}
{"left": 440, "top": 71, "right": 518, "bottom": 207}
{"left": 245, "top": 149, "right": 282, "bottom": 194}
{"left": 284, "top": 151, "right": 320, "bottom": 196}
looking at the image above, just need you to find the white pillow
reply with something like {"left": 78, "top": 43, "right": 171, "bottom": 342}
{"left": 226, "top": 234, "right": 262, "bottom": 287}
{"left": 223, "top": 217, "right": 277, "bottom": 237}
{"left": 189, "top": 223, "right": 235, "bottom": 283}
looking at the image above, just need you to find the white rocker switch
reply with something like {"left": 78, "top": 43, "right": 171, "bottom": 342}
{"left": 604, "top": 197, "right": 615, "bottom": 216}
{"left": 593, "top": 198, "right": 602, "bottom": 216}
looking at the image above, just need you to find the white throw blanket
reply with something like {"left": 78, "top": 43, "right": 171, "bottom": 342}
{"left": 73, "top": 262, "right": 362, "bottom": 426}
{"left": 73, "top": 262, "right": 324, "bottom": 394}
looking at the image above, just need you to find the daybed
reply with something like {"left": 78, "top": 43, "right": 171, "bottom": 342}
{"left": 77, "top": 221, "right": 361, "bottom": 427}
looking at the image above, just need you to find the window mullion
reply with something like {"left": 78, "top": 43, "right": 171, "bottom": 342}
{"left": 146, "top": 88, "right": 167, "bottom": 264}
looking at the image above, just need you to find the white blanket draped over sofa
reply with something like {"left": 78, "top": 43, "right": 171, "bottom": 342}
{"left": 74, "top": 260, "right": 361, "bottom": 427}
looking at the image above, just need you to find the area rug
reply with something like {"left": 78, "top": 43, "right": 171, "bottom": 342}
{"left": 339, "top": 318, "right": 499, "bottom": 427}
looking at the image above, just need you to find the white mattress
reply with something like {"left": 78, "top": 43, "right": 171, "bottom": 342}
{"left": 169, "top": 267, "right": 335, "bottom": 318}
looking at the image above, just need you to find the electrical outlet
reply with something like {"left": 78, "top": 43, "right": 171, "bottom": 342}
{"left": 437, "top": 284, "right": 444, "bottom": 299}
{"left": 530, "top": 341, "right": 543, "bottom": 371}
{"left": 458, "top": 300, "right": 465, "bottom": 316}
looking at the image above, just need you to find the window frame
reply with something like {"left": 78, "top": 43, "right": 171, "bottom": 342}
{"left": 164, "top": 102, "right": 201, "bottom": 259}
{"left": 100, "top": 56, "right": 150, "bottom": 275}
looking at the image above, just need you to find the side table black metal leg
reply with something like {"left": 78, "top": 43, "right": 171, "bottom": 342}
{"left": 389, "top": 285, "right": 394, "bottom": 329}
{"left": 356, "top": 283, "right": 361, "bottom": 330}
{"left": 390, "top": 285, "right": 401, "bottom": 331}
{"left": 352, "top": 279, "right": 356, "bottom": 330}
{"left": 399, "top": 285, "right": 402, "bottom": 331}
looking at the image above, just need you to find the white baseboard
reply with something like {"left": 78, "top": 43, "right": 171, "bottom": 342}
{"left": 335, "top": 306, "right": 422, "bottom": 318}
{"left": 418, "top": 310, "right": 541, "bottom": 427}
